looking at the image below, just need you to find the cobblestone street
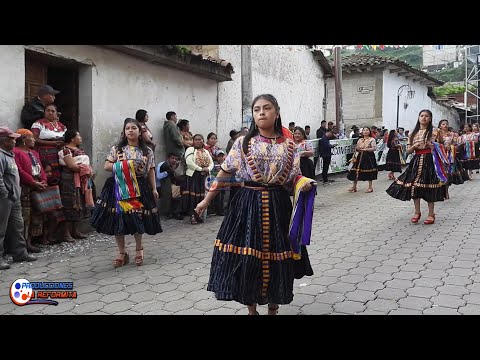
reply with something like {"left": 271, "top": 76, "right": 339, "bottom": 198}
{"left": 2, "top": 173, "right": 480, "bottom": 315}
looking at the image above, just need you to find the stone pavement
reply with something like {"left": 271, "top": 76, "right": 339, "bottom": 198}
{"left": 2, "top": 172, "right": 480, "bottom": 315}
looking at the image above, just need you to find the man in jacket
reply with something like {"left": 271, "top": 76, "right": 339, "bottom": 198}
{"left": 20, "top": 85, "right": 60, "bottom": 129}
{"left": 0, "top": 127, "right": 37, "bottom": 270}
{"left": 319, "top": 130, "right": 336, "bottom": 185}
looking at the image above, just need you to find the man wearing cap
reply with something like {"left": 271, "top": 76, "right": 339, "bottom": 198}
{"left": 20, "top": 84, "right": 60, "bottom": 129}
{"left": 0, "top": 127, "right": 37, "bottom": 269}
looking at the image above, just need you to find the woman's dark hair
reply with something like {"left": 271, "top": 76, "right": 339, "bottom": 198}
{"left": 387, "top": 129, "right": 397, "bottom": 148}
{"left": 409, "top": 109, "right": 433, "bottom": 144}
{"left": 293, "top": 126, "right": 307, "bottom": 141}
{"left": 242, "top": 94, "right": 283, "bottom": 154}
{"left": 135, "top": 109, "right": 147, "bottom": 122}
{"left": 207, "top": 132, "right": 217, "bottom": 141}
{"left": 42, "top": 161, "right": 51, "bottom": 170}
{"left": 45, "top": 103, "right": 58, "bottom": 111}
{"left": 192, "top": 134, "right": 204, "bottom": 148}
{"left": 117, "top": 118, "right": 150, "bottom": 156}
{"left": 437, "top": 119, "right": 449, "bottom": 144}
{"left": 362, "top": 126, "right": 371, "bottom": 137}
{"left": 464, "top": 123, "right": 473, "bottom": 132}
{"left": 177, "top": 119, "right": 189, "bottom": 131}
{"left": 64, "top": 129, "right": 79, "bottom": 144}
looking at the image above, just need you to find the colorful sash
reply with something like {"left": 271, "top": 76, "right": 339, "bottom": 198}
{"left": 448, "top": 145, "right": 456, "bottom": 173}
{"left": 432, "top": 142, "right": 449, "bottom": 183}
{"left": 289, "top": 175, "right": 316, "bottom": 260}
{"left": 464, "top": 140, "right": 475, "bottom": 160}
{"left": 113, "top": 160, "right": 143, "bottom": 212}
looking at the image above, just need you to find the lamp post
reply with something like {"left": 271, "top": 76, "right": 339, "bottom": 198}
{"left": 396, "top": 84, "right": 415, "bottom": 129}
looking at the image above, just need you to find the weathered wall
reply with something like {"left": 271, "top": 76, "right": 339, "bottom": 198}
{"left": 430, "top": 100, "right": 460, "bottom": 130}
{"left": 5, "top": 45, "right": 219, "bottom": 187}
{"left": 326, "top": 69, "right": 383, "bottom": 131}
{"left": 0, "top": 45, "right": 25, "bottom": 128}
{"left": 217, "top": 45, "right": 325, "bottom": 145}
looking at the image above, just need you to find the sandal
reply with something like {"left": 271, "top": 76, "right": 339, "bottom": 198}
{"left": 347, "top": 188, "right": 357, "bottom": 193}
{"left": 411, "top": 213, "right": 421, "bottom": 223}
{"left": 135, "top": 248, "right": 144, "bottom": 266}
{"left": 365, "top": 188, "right": 373, "bottom": 193}
{"left": 424, "top": 214, "right": 435, "bottom": 225}
{"left": 248, "top": 311, "right": 260, "bottom": 315}
{"left": 268, "top": 304, "right": 279, "bottom": 315}
{"left": 113, "top": 252, "right": 129, "bottom": 268}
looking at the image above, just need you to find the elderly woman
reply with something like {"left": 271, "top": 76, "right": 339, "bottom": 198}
{"left": 13, "top": 129, "right": 48, "bottom": 253}
{"left": 58, "top": 129, "right": 91, "bottom": 242}
{"left": 31, "top": 103, "right": 66, "bottom": 184}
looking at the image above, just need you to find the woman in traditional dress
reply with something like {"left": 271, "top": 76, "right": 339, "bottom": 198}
{"left": 181, "top": 134, "right": 214, "bottom": 224}
{"left": 384, "top": 129, "right": 403, "bottom": 180}
{"left": 437, "top": 119, "right": 468, "bottom": 194}
{"left": 293, "top": 126, "right": 315, "bottom": 179}
{"left": 30, "top": 103, "right": 67, "bottom": 184}
{"left": 459, "top": 124, "right": 479, "bottom": 180}
{"left": 135, "top": 109, "right": 156, "bottom": 152}
{"left": 195, "top": 94, "right": 315, "bottom": 315}
{"left": 13, "top": 129, "right": 48, "bottom": 253}
{"left": 386, "top": 109, "right": 447, "bottom": 225}
{"left": 58, "top": 129, "right": 91, "bottom": 242}
{"left": 91, "top": 118, "right": 162, "bottom": 268}
{"left": 347, "top": 127, "right": 378, "bottom": 193}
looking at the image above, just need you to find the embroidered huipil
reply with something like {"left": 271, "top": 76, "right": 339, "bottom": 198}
{"left": 221, "top": 135, "right": 300, "bottom": 185}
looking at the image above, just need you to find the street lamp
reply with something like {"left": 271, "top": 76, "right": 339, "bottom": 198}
{"left": 396, "top": 84, "right": 415, "bottom": 129}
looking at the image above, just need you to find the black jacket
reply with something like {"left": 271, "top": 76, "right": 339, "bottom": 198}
{"left": 316, "top": 126, "right": 327, "bottom": 140}
{"left": 20, "top": 97, "right": 45, "bottom": 129}
{"left": 319, "top": 134, "right": 334, "bottom": 158}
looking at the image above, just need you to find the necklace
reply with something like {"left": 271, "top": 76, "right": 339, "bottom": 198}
{"left": 50, "top": 120, "right": 60, "bottom": 132}
{"left": 259, "top": 133, "right": 279, "bottom": 144}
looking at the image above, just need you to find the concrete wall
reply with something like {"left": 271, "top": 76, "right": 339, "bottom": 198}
{"left": 326, "top": 69, "right": 383, "bottom": 131}
{"left": 6, "top": 45, "right": 219, "bottom": 188}
{"left": 430, "top": 100, "right": 460, "bottom": 130}
{"left": 0, "top": 45, "right": 25, "bottom": 128}
{"left": 217, "top": 45, "right": 325, "bottom": 145}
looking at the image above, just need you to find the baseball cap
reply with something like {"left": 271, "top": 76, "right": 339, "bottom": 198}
{"left": 0, "top": 127, "right": 21, "bottom": 138}
{"left": 229, "top": 129, "right": 240, "bottom": 137}
{"left": 38, "top": 84, "right": 60, "bottom": 96}
{"left": 214, "top": 149, "right": 225, "bottom": 156}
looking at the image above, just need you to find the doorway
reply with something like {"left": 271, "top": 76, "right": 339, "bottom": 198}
{"left": 25, "top": 50, "right": 79, "bottom": 131}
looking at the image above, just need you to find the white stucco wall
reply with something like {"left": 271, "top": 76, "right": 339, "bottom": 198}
{"left": 4, "top": 45, "right": 219, "bottom": 187}
{"left": 251, "top": 45, "right": 324, "bottom": 131}
{"left": 218, "top": 45, "right": 325, "bottom": 144}
{"left": 0, "top": 45, "right": 25, "bottom": 128}
{"left": 383, "top": 70, "right": 437, "bottom": 132}
{"left": 217, "top": 45, "right": 242, "bottom": 149}
{"left": 430, "top": 100, "right": 460, "bottom": 130}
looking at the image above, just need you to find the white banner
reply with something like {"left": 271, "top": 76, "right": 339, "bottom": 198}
{"left": 308, "top": 138, "right": 410, "bottom": 175}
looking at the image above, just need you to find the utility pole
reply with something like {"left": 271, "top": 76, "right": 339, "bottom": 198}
{"left": 241, "top": 45, "right": 253, "bottom": 129}
{"left": 334, "top": 46, "right": 344, "bottom": 136}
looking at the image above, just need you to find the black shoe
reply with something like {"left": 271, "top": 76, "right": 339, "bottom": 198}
{"left": 0, "top": 259, "right": 10, "bottom": 270}
{"left": 13, "top": 254, "right": 37, "bottom": 263}
{"left": 328, "top": 180, "right": 335, "bottom": 183}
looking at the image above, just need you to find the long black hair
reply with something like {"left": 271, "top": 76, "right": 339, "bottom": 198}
{"left": 437, "top": 119, "right": 449, "bottom": 144}
{"left": 117, "top": 118, "right": 150, "bottom": 156}
{"left": 135, "top": 109, "right": 147, "bottom": 122}
{"left": 387, "top": 129, "right": 397, "bottom": 148}
{"left": 409, "top": 109, "right": 433, "bottom": 144}
{"left": 242, "top": 94, "right": 283, "bottom": 154}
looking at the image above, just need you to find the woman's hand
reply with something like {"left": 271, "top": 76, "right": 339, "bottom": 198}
{"left": 300, "top": 182, "right": 314, "bottom": 192}
{"left": 152, "top": 189, "right": 159, "bottom": 201}
{"left": 194, "top": 199, "right": 209, "bottom": 218}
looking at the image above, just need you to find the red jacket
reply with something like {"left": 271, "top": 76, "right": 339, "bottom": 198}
{"left": 13, "top": 148, "right": 47, "bottom": 187}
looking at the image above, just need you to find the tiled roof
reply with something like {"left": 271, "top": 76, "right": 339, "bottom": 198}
{"left": 190, "top": 52, "right": 233, "bottom": 71}
{"left": 342, "top": 54, "right": 443, "bottom": 86}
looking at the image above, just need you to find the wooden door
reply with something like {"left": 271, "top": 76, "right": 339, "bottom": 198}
{"left": 25, "top": 59, "right": 47, "bottom": 103}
